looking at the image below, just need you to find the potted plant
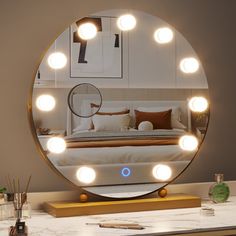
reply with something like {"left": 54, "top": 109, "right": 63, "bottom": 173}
{"left": 0, "top": 186, "right": 6, "bottom": 193}
{"left": 0, "top": 186, "right": 7, "bottom": 203}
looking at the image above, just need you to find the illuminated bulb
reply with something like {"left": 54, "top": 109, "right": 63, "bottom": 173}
{"left": 47, "top": 137, "right": 66, "bottom": 154}
{"left": 36, "top": 94, "right": 56, "bottom": 112}
{"left": 180, "top": 57, "right": 199, "bottom": 73}
{"left": 47, "top": 52, "right": 67, "bottom": 69}
{"left": 179, "top": 135, "right": 198, "bottom": 151}
{"left": 152, "top": 164, "right": 172, "bottom": 181}
{"left": 189, "top": 97, "right": 208, "bottom": 112}
{"left": 77, "top": 22, "right": 97, "bottom": 40}
{"left": 76, "top": 167, "right": 96, "bottom": 184}
{"left": 117, "top": 14, "right": 136, "bottom": 31}
{"left": 154, "top": 27, "right": 174, "bottom": 44}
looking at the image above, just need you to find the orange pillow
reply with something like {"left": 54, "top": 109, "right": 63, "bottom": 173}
{"left": 90, "top": 103, "right": 130, "bottom": 115}
{"left": 135, "top": 109, "right": 172, "bottom": 129}
{"left": 96, "top": 110, "right": 130, "bottom": 115}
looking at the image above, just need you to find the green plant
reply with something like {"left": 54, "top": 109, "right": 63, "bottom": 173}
{"left": 0, "top": 186, "right": 7, "bottom": 193}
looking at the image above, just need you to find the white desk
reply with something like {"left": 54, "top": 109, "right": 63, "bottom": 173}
{"left": 1, "top": 197, "right": 236, "bottom": 236}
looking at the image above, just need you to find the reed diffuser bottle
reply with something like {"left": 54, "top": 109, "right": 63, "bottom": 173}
{"left": 209, "top": 174, "right": 230, "bottom": 203}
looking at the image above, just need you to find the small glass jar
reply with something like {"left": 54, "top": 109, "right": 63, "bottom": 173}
{"left": 0, "top": 202, "right": 14, "bottom": 220}
{"left": 22, "top": 201, "right": 31, "bottom": 219}
{"left": 0, "top": 193, "right": 4, "bottom": 204}
{"left": 209, "top": 174, "right": 230, "bottom": 203}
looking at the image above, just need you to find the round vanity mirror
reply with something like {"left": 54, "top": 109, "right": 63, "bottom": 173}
{"left": 67, "top": 83, "right": 102, "bottom": 118}
{"left": 31, "top": 9, "right": 209, "bottom": 198}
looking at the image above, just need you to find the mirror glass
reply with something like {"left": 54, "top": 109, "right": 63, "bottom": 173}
{"left": 31, "top": 9, "right": 209, "bottom": 198}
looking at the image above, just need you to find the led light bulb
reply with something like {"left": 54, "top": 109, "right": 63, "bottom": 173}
{"left": 47, "top": 137, "right": 66, "bottom": 154}
{"left": 152, "top": 164, "right": 172, "bottom": 181}
{"left": 36, "top": 94, "right": 56, "bottom": 112}
{"left": 77, "top": 22, "right": 97, "bottom": 40}
{"left": 180, "top": 57, "right": 199, "bottom": 73}
{"left": 76, "top": 167, "right": 96, "bottom": 184}
{"left": 47, "top": 52, "right": 67, "bottom": 69}
{"left": 117, "top": 14, "right": 136, "bottom": 31}
{"left": 179, "top": 135, "right": 198, "bottom": 151}
{"left": 189, "top": 97, "right": 208, "bottom": 112}
{"left": 154, "top": 27, "right": 174, "bottom": 44}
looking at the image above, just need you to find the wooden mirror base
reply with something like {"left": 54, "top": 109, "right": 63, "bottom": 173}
{"left": 44, "top": 194, "right": 201, "bottom": 218}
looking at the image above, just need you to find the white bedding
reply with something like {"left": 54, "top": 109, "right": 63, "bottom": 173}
{"left": 49, "top": 144, "right": 194, "bottom": 166}
{"left": 49, "top": 128, "right": 193, "bottom": 166}
{"left": 66, "top": 128, "right": 186, "bottom": 142}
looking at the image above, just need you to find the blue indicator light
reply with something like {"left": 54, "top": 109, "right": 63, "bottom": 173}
{"left": 121, "top": 167, "right": 131, "bottom": 177}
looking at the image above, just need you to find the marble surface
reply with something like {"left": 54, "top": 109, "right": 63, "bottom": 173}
{"left": 1, "top": 197, "right": 236, "bottom": 236}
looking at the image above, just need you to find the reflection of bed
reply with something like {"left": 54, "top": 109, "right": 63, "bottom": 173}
{"left": 65, "top": 130, "right": 184, "bottom": 148}
{"left": 49, "top": 100, "right": 194, "bottom": 186}
{"left": 66, "top": 100, "right": 191, "bottom": 135}
{"left": 50, "top": 144, "right": 193, "bottom": 166}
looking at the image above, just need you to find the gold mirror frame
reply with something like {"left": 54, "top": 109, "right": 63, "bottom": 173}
{"left": 28, "top": 9, "right": 210, "bottom": 199}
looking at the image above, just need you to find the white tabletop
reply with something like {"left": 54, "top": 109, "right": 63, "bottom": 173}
{"left": 1, "top": 197, "right": 236, "bottom": 236}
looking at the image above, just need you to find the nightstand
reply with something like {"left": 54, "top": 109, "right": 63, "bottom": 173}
{"left": 37, "top": 130, "right": 65, "bottom": 151}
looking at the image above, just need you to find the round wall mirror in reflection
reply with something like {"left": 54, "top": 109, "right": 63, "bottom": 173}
{"left": 67, "top": 83, "right": 102, "bottom": 118}
{"left": 31, "top": 9, "right": 209, "bottom": 199}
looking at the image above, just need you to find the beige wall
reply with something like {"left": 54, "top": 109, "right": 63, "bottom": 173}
{"left": 0, "top": 0, "right": 236, "bottom": 193}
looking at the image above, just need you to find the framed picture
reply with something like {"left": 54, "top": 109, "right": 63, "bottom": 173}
{"left": 70, "top": 16, "right": 122, "bottom": 78}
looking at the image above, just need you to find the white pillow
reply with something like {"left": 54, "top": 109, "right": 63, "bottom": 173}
{"left": 72, "top": 100, "right": 93, "bottom": 132}
{"left": 73, "top": 106, "right": 129, "bottom": 132}
{"left": 171, "top": 119, "right": 186, "bottom": 129}
{"left": 138, "top": 121, "right": 153, "bottom": 131}
{"left": 92, "top": 114, "right": 131, "bottom": 132}
{"left": 73, "top": 121, "right": 90, "bottom": 133}
{"left": 136, "top": 106, "right": 186, "bottom": 129}
{"left": 73, "top": 117, "right": 92, "bottom": 132}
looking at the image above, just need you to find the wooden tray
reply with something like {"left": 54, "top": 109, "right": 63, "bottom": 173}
{"left": 44, "top": 194, "right": 201, "bottom": 217}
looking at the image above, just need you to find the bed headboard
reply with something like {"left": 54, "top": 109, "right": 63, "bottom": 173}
{"left": 67, "top": 100, "right": 191, "bottom": 135}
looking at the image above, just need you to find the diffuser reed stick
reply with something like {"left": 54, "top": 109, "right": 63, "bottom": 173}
{"left": 17, "top": 178, "right": 20, "bottom": 194}
{"left": 25, "top": 175, "right": 32, "bottom": 194}
{"left": 13, "top": 179, "right": 16, "bottom": 194}
{"left": 8, "top": 174, "right": 13, "bottom": 193}
{"left": 7, "top": 175, "right": 32, "bottom": 236}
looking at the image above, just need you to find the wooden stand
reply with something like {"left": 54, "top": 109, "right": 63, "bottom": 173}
{"left": 44, "top": 194, "right": 201, "bottom": 218}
